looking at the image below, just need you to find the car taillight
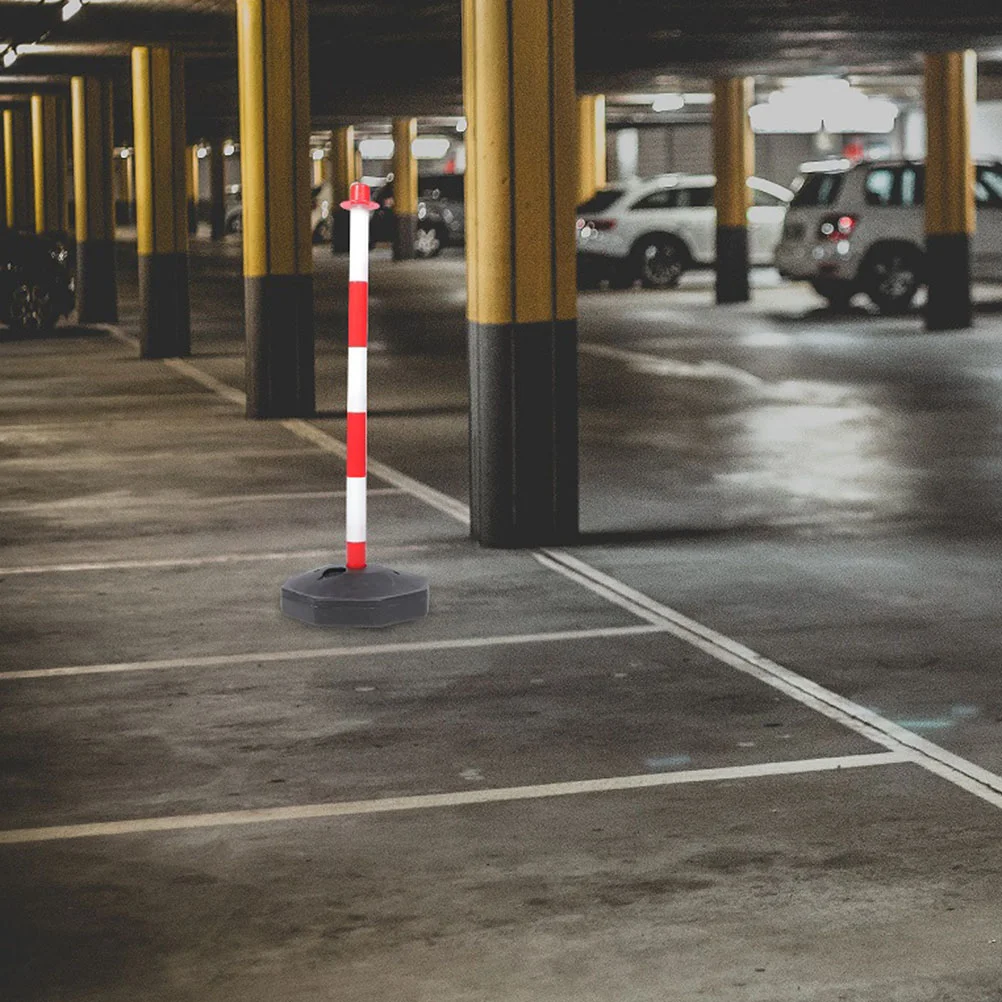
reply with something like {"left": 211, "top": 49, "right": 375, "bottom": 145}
{"left": 818, "top": 213, "right": 857, "bottom": 241}
{"left": 577, "top": 217, "right": 616, "bottom": 237}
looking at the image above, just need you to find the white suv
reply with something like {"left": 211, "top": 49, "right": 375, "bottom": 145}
{"left": 576, "top": 174, "right": 792, "bottom": 289}
{"left": 776, "top": 158, "right": 1002, "bottom": 312}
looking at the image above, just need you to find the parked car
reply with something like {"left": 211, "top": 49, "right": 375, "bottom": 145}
{"left": 0, "top": 231, "right": 75, "bottom": 333}
{"left": 368, "top": 174, "right": 465, "bottom": 257}
{"left": 576, "top": 174, "right": 792, "bottom": 289}
{"left": 776, "top": 158, "right": 1002, "bottom": 312}
{"left": 224, "top": 183, "right": 332, "bottom": 243}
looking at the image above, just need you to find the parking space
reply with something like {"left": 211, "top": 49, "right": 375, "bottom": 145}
{"left": 4, "top": 237, "right": 1002, "bottom": 998}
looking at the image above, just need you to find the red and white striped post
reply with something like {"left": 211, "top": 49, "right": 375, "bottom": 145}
{"left": 280, "top": 179, "right": 429, "bottom": 628}
{"left": 343, "top": 181, "right": 378, "bottom": 570}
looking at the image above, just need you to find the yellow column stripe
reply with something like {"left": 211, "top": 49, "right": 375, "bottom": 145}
{"left": 3, "top": 109, "right": 14, "bottom": 229}
{"left": 169, "top": 54, "right": 188, "bottom": 254}
{"left": 461, "top": 0, "right": 479, "bottom": 322}
{"left": 264, "top": 0, "right": 295, "bottom": 274}
{"left": 131, "top": 48, "right": 154, "bottom": 255}
{"left": 71, "top": 77, "right": 89, "bottom": 241}
{"left": 925, "top": 51, "right": 976, "bottom": 237}
{"left": 332, "top": 125, "right": 355, "bottom": 203}
{"left": 713, "top": 77, "right": 754, "bottom": 230}
{"left": 392, "top": 117, "right": 418, "bottom": 216}
{"left": 552, "top": 0, "right": 577, "bottom": 323}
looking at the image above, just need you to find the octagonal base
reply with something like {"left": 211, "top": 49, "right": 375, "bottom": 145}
{"left": 280, "top": 563, "right": 429, "bottom": 628}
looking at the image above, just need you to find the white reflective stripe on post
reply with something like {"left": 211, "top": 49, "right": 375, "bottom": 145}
{"left": 349, "top": 208, "right": 369, "bottom": 282}
{"left": 346, "top": 477, "right": 367, "bottom": 542}
{"left": 347, "top": 347, "right": 367, "bottom": 412}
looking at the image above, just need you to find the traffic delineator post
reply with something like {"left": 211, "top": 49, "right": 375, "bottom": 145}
{"left": 281, "top": 181, "right": 430, "bottom": 628}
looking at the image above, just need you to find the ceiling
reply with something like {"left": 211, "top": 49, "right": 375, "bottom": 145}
{"left": 2, "top": 0, "right": 1002, "bottom": 140}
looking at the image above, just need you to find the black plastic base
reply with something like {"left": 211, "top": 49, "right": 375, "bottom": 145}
{"left": 925, "top": 232, "right": 972, "bottom": 330}
{"left": 281, "top": 563, "right": 430, "bottom": 628}
{"left": 716, "top": 226, "right": 750, "bottom": 304}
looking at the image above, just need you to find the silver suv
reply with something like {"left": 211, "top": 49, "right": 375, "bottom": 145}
{"left": 776, "top": 158, "right": 1002, "bottom": 312}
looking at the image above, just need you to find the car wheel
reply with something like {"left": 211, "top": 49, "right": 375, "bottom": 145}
{"left": 811, "top": 279, "right": 855, "bottom": 312}
{"left": 226, "top": 214, "right": 242, "bottom": 235}
{"left": 312, "top": 215, "right": 333, "bottom": 245}
{"left": 414, "top": 224, "right": 443, "bottom": 259}
{"left": 633, "top": 235, "right": 688, "bottom": 289}
{"left": 9, "top": 280, "right": 57, "bottom": 333}
{"left": 862, "top": 245, "right": 921, "bottom": 315}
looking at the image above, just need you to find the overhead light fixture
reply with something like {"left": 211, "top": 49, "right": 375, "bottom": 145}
{"left": 358, "top": 138, "right": 394, "bottom": 160}
{"left": 196, "top": 146, "right": 208, "bottom": 159}
{"left": 455, "top": 116, "right": 468, "bottom": 134}
{"left": 682, "top": 92, "right": 714, "bottom": 105}
{"left": 412, "top": 136, "right": 451, "bottom": 159}
{"left": 651, "top": 93, "right": 684, "bottom": 113}
{"left": 62, "top": 0, "right": 84, "bottom": 22}
{"left": 750, "top": 77, "right": 898, "bottom": 135}
{"left": 119, "top": 147, "right": 131, "bottom": 159}
{"left": 311, "top": 148, "right": 324, "bottom": 161}
{"left": 2, "top": 46, "right": 18, "bottom": 69}
{"left": 222, "top": 141, "right": 235, "bottom": 156}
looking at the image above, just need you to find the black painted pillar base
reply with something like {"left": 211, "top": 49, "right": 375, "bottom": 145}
{"left": 715, "top": 225, "right": 750, "bottom": 304}
{"left": 925, "top": 232, "right": 972, "bottom": 331}
{"left": 245, "top": 274, "right": 315, "bottom": 419}
{"left": 393, "top": 213, "right": 416, "bottom": 261}
{"left": 76, "top": 239, "right": 118, "bottom": 324}
{"left": 210, "top": 199, "right": 226, "bottom": 241}
{"left": 139, "top": 252, "right": 190, "bottom": 358}
{"left": 468, "top": 319, "right": 579, "bottom": 548}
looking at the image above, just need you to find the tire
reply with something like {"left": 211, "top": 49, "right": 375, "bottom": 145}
{"left": 861, "top": 244, "right": 922, "bottom": 315}
{"left": 225, "top": 213, "right": 242, "bottom": 235}
{"left": 312, "top": 215, "right": 333, "bottom": 245}
{"left": 414, "top": 224, "right": 444, "bottom": 259}
{"left": 632, "top": 234, "right": 689, "bottom": 289}
{"left": 8, "top": 280, "right": 58, "bottom": 333}
{"left": 811, "top": 279, "right": 855, "bottom": 312}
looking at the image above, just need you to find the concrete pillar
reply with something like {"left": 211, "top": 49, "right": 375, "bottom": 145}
{"left": 713, "top": 77, "right": 753, "bottom": 304}
{"left": 4, "top": 107, "right": 33, "bottom": 230}
{"left": 236, "top": 0, "right": 314, "bottom": 418}
{"left": 186, "top": 144, "right": 199, "bottom": 234}
{"left": 31, "top": 94, "right": 68, "bottom": 234}
{"left": 330, "top": 124, "right": 354, "bottom": 252}
{"left": 209, "top": 139, "right": 226, "bottom": 239}
{"left": 132, "top": 45, "right": 190, "bottom": 358}
{"left": 925, "top": 50, "right": 976, "bottom": 331}
{"left": 0, "top": 116, "right": 5, "bottom": 231}
{"left": 462, "top": 0, "right": 578, "bottom": 547}
{"left": 577, "top": 94, "right": 606, "bottom": 205}
{"left": 71, "top": 76, "right": 118, "bottom": 323}
{"left": 391, "top": 116, "right": 417, "bottom": 260}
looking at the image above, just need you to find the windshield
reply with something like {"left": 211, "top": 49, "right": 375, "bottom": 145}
{"left": 577, "top": 188, "right": 625, "bottom": 214}
{"left": 790, "top": 171, "right": 846, "bottom": 208}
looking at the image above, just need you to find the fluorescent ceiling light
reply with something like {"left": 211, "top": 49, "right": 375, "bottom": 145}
{"left": 412, "top": 137, "right": 451, "bottom": 159}
{"left": 751, "top": 78, "right": 898, "bottom": 134}
{"left": 455, "top": 116, "right": 468, "bottom": 134}
{"left": 359, "top": 138, "right": 394, "bottom": 159}
{"left": 652, "top": 93, "right": 684, "bottom": 113}
{"left": 2, "top": 47, "right": 18, "bottom": 68}
{"left": 223, "top": 142, "right": 235, "bottom": 156}
{"left": 196, "top": 146, "right": 208, "bottom": 159}
{"left": 62, "top": 0, "right": 84, "bottom": 22}
{"left": 311, "top": 148, "right": 324, "bottom": 160}
{"left": 681, "top": 92, "right": 714, "bottom": 105}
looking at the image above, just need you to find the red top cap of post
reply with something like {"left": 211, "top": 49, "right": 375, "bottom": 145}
{"left": 341, "top": 181, "right": 379, "bottom": 211}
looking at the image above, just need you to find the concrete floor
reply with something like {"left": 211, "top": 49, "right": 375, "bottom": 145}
{"left": 2, "top": 237, "right": 1002, "bottom": 1000}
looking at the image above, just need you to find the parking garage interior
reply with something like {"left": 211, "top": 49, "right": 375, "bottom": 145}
{"left": 4, "top": 2, "right": 1002, "bottom": 1000}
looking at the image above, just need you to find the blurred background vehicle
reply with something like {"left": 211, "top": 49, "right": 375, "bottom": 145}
{"left": 777, "top": 158, "right": 1002, "bottom": 312}
{"left": 0, "top": 231, "right": 76, "bottom": 334}
{"left": 367, "top": 174, "right": 465, "bottom": 257}
{"left": 224, "top": 183, "right": 333, "bottom": 243}
{"left": 576, "top": 174, "right": 792, "bottom": 289}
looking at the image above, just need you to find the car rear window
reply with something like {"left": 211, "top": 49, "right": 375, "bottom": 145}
{"left": 578, "top": 189, "right": 624, "bottom": 213}
{"left": 790, "top": 171, "right": 846, "bottom": 207}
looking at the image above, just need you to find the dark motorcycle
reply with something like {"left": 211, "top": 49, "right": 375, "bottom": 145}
{"left": 0, "top": 231, "right": 76, "bottom": 334}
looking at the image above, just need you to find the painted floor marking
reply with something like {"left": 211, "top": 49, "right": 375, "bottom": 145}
{"left": 113, "top": 335, "right": 1002, "bottom": 814}
{"left": 0, "top": 624, "right": 665, "bottom": 681}
{"left": 579, "top": 342, "right": 764, "bottom": 387}
{"left": 0, "top": 544, "right": 431, "bottom": 577}
{"left": 0, "top": 488, "right": 402, "bottom": 515}
{"left": 0, "top": 752, "right": 907, "bottom": 844}
{"left": 535, "top": 548, "right": 1002, "bottom": 811}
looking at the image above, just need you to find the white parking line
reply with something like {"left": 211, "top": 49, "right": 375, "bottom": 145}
{"left": 579, "top": 342, "right": 764, "bottom": 387}
{"left": 0, "top": 544, "right": 432, "bottom": 577}
{"left": 113, "top": 334, "right": 1002, "bottom": 815}
{"left": 0, "top": 752, "right": 907, "bottom": 844}
{"left": 0, "top": 624, "right": 666, "bottom": 681}
{"left": 0, "top": 488, "right": 402, "bottom": 515}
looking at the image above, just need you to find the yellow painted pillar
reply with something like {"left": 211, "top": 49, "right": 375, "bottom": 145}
{"left": 391, "top": 116, "right": 417, "bottom": 259}
{"left": 713, "top": 77, "right": 753, "bottom": 303}
{"left": 463, "top": 0, "right": 578, "bottom": 547}
{"left": 71, "top": 76, "right": 118, "bottom": 322}
{"left": 330, "top": 124, "right": 355, "bottom": 252}
{"left": 132, "top": 45, "right": 190, "bottom": 358}
{"left": 236, "top": 0, "right": 314, "bottom": 418}
{"left": 31, "top": 93, "right": 68, "bottom": 235}
{"left": 925, "top": 51, "right": 976, "bottom": 331}
{"left": 577, "top": 94, "right": 606, "bottom": 205}
{"left": 4, "top": 107, "right": 33, "bottom": 230}
{"left": 0, "top": 116, "right": 6, "bottom": 231}
{"left": 186, "top": 144, "right": 200, "bottom": 234}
